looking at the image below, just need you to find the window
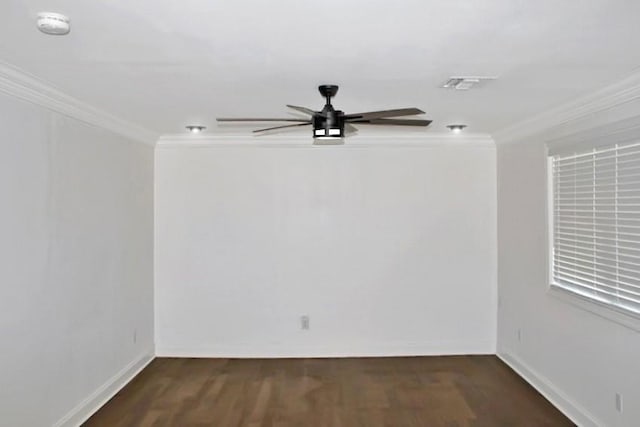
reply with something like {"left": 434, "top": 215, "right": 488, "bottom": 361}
{"left": 549, "top": 140, "right": 640, "bottom": 317}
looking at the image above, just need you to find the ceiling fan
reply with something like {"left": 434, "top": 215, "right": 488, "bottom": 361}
{"left": 216, "top": 85, "right": 431, "bottom": 143}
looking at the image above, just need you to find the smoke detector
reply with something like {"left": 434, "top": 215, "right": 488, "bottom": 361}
{"left": 441, "top": 76, "right": 496, "bottom": 90}
{"left": 37, "top": 12, "right": 70, "bottom": 35}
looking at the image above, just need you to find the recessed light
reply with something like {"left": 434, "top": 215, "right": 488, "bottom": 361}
{"left": 186, "top": 125, "right": 206, "bottom": 134}
{"left": 447, "top": 124, "right": 467, "bottom": 133}
{"left": 37, "top": 12, "right": 70, "bottom": 35}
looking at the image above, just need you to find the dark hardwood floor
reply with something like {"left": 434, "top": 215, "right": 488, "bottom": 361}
{"left": 84, "top": 356, "right": 574, "bottom": 427}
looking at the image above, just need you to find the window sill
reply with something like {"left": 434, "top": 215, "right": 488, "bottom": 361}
{"left": 548, "top": 285, "right": 640, "bottom": 333}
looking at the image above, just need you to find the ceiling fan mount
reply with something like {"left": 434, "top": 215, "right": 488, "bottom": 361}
{"left": 217, "top": 84, "right": 431, "bottom": 142}
{"left": 318, "top": 84, "right": 339, "bottom": 103}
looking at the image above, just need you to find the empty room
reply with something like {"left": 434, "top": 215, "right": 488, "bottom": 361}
{"left": 2, "top": 1, "right": 640, "bottom": 426}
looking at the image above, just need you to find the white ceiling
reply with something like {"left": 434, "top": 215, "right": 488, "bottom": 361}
{"left": 2, "top": 0, "right": 640, "bottom": 136}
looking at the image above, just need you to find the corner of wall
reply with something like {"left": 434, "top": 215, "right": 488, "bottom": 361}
{"left": 493, "top": 71, "right": 640, "bottom": 427}
{"left": 52, "top": 352, "right": 155, "bottom": 427}
{"left": 497, "top": 352, "right": 604, "bottom": 427}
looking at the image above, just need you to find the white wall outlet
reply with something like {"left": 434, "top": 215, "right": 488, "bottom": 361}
{"left": 615, "top": 392, "right": 623, "bottom": 413}
{"left": 301, "top": 315, "right": 310, "bottom": 330}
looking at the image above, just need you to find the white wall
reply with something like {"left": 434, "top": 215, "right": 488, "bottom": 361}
{"left": 155, "top": 138, "right": 497, "bottom": 357}
{"left": 496, "top": 99, "right": 640, "bottom": 427}
{"left": 0, "top": 92, "right": 154, "bottom": 427}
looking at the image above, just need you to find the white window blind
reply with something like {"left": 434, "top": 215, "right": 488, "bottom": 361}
{"left": 550, "top": 140, "right": 640, "bottom": 316}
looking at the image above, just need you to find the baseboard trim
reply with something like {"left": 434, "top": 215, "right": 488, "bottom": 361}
{"left": 498, "top": 352, "right": 603, "bottom": 427}
{"left": 156, "top": 341, "right": 495, "bottom": 358}
{"left": 53, "top": 352, "right": 155, "bottom": 427}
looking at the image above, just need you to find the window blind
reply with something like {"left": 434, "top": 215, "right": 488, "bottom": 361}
{"left": 550, "top": 140, "right": 640, "bottom": 316}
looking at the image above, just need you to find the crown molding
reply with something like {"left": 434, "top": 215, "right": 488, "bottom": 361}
{"left": 0, "top": 61, "right": 158, "bottom": 145}
{"left": 493, "top": 70, "right": 640, "bottom": 144}
{"left": 156, "top": 132, "right": 495, "bottom": 148}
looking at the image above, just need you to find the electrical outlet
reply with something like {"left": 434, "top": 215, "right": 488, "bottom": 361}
{"left": 301, "top": 315, "right": 310, "bottom": 330}
{"left": 615, "top": 393, "right": 623, "bottom": 413}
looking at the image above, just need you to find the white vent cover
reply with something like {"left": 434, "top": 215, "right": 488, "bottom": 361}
{"left": 441, "top": 76, "right": 496, "bottom": 90}
{"left": 37, "top": 12, "right": 70, "bottom": 35}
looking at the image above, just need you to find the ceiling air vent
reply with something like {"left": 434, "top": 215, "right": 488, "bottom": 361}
{"left": 441, "top": 76, "right": 497, "bottom": 90}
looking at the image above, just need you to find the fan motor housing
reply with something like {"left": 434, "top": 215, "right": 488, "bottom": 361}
{"left": 313, "top": 110, "right": 344, "bottom": 139}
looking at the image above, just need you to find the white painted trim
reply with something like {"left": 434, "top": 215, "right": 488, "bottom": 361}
{"left": 52, "top": 353, "right": 154, "bottom": 427}
{"left": 156, "top": 341, "right": 495, "bottom": 358}
{"left": 544, "top": 125, "right": 640, "bottom": 332}
{"left": 493, "top": 70, "right": 640, "bottom": 144}
{"left": 546, "top": 114, "right": 640, "bottom": 155}
{"left": 546, "top": 153, "right": 555, "bottom": 288}
{"left": 156, "top": 133, "right": 495, "bottom": 148}
{"left": 548, "top": 286, "right": 640, "bottom": 332}
{"left": 498, "top": 352, "right": 604, "bottom": 427}
{"left": 0, "top": 61, "right": 158, "bottom": 145}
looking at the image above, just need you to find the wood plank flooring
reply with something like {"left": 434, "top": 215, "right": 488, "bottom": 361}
{"left": 84, "top": 356, "right": 574, "bottom": 427}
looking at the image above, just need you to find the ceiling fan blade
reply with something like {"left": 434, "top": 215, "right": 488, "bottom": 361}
{"left": 217, "top": 118, "right": 310, "bottom": 122}
{"left": 253, "top": 122, "right": 312, "bottom": 133}
{"left": 344, "top": 108, "right": 425, "bottom": 121}
{"left": 354, "top": 118, "right": 432, "bottom": 127}
{"left": 286, "top": 105, "right": 316, "bottom": 116}
{"left": 344, "top": 123, "right": 359, "bottom": 134}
